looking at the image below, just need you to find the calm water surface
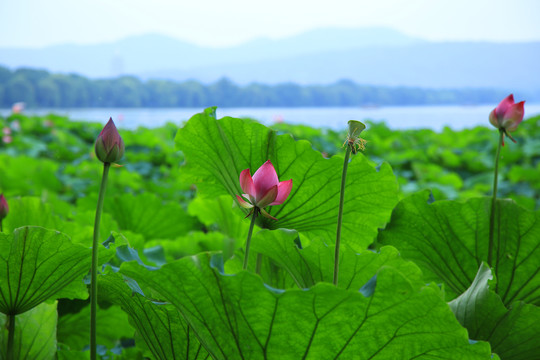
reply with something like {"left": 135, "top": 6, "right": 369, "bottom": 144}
{"left": 2, "top": 105, "right": 540, "bottom": 131}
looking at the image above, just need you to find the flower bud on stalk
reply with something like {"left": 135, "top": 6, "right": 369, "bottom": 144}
{"left": 236, "top": 160, "right": 292, "bottom": 271}
{"left": 95, "top": 118, "right": 125, "bottom": 163}
{"left": 489, "top": 94, "right": 525, "bottom": 145}
{"left": 487, "top": 94, "right": 525, "bottom": 267}
{"left": 90, "top": 117, "right": 124, "bottom": 360}
{"left": 236, "top": 160, "right": 292, "bottom": 220}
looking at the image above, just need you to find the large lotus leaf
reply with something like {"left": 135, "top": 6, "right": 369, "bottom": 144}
{"left": 224, "top": 247, "right": 298, "bottom": 290}
{"left": 101, "top": 192, "right": 200, "bottom": 241}
{"left": 175, "top": 107, "right": 398, "bottom": 250}
{"left": 2, "top": 197, "right": 62, "bottom": 232}
{"left": 250, "top": 229, "right": 424, "bottom": 290}
{"left": 120, "top": 253, "right": 491, "bottom": 359}
{"left": 57, "top": 304, "right": 133, "bottom": 352}
{"left": 0, "top": 154, "right": 62, "bottom": 195}
{"left": 2, "top": 197, "right": 118, "bottom": 252}
{"left": 378, "top": 191, "right": 540, "bottom": 305}
{"left": 64, "top": 209, "right": 120, "bottom": 247}
{"left": 0, "top": 301, "right": 57, "bottom": 360}
{"left": 449, "top": 263, "right": 540, "bottom": 360}
{"left": 99, "top": 272, "right": 208, "bottom": 360}
{"left": 0, "top": 226, "right": 91, "bottom": 315}
{"left": 146, "top": 231, "right": 230, "bottom": 263}
{"left": 188, "top": 195, "right": 249, "bottom": 241}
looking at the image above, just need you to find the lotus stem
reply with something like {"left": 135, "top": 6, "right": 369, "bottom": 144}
{"left": 90, "top": 162, "right": 110, "bottom": 360}
{"left": 488, "top": 129, "right": 504, "bottom": 266}
{"left": 334, "top": 145, "right": 352, "bottom": 286}
{"left": 255, "top": 253, "right": 263, "bottom": 274}
{"left": 6, "top": 313, "right": 15, "bottom": 360}
{"left": 243, "top": 208, "right": 259, "bottom": 270}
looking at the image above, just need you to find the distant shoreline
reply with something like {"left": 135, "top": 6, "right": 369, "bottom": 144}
{"left": 1, "top": 66, "right": 529, "bottom": 109}
{"left": 3, "top": 104, "right": 539, "bottom": 132}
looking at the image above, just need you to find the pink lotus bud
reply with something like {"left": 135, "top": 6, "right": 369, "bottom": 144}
{"left": 489, "top": 94, "right": 525, "bottom": 133}
{"left": 95, "top": 118, "right": 125, "bottom": 163}
{"left": 0, "top": 194, "right": 8, "bottom": 220}
{"left": 236, "top": 160, "right": 293, "bottom": 220}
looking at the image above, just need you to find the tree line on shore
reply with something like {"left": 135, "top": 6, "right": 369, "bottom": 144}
{"left": 0, "top": 65, "right": 510, "bottom": 108}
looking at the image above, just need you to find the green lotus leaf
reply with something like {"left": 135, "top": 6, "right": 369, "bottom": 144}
{"left": 378, "top": 191, "right": 540, "bottom": 305}
{"left": 449, "top": 263, "right": 540, "bottom": 360}
{"left": 0, "top": 226, "right": 91, "bottom": 315}
{"left": 0, "top": 301, "right": 57, "bottom": 360}
{"left": 175, "top": 107, "right": 398, "bottom": 250}
{"left": 250, "top": 228, "right": 424, "bottom": 290}
{"left": 102, "top": 193, "right": 200, "bottom": 241}
{"left": 57, "top": 304, "right": 133, "bottom": 352}
{"left": 120, "top": 252, "right": 491, "bottom": 359}
{"left": 99, "top": 272, "right": 208, "bottom": 360}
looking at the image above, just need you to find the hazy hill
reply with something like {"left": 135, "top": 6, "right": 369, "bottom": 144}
{"left": 146, "top": 42, "right": 538, "bottom": 91}
{"left": 0, "top": 27, "right": 538, "bottom": 92}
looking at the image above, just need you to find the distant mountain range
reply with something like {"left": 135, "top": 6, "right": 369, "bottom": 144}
{"left": 1, "top": 27, "right": 539, "bottom": 94}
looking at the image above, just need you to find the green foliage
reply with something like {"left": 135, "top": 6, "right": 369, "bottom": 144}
{"left": 273, "top": 117, "right": 540, "bottom": 209}
{"left": 101, "top": 192, "right": 199, "bottom": 241}
{"left": 57, "top": 304, "right": 133, "bottom": 352}
{"left": 0, "top": 302, "right": 58, "bottom": 360}
{"left": 188, "top": 195, "right": 249, "bottom": 241}
{"left": 119, "top": 252, "right": 492, "bottom": 359}
{"left": 378, "top": 191, "right": 540, "bottom": 305}
{"left": 0, "top": 227, "right": 91, "bottom": 315}
{"left": 250, "top": 229, "right": 424, "bottom": 290}
{"left": 2, "top": 110, "right": 540, "bottom": 358}
{"left": 99, "top": 272, "right": 209, "bottom": 360}
{"left": 176, "top": 108, "right": 398, "bottom": 250}
{"left": 449, "top": 263, "right": 540, "bottom": 360}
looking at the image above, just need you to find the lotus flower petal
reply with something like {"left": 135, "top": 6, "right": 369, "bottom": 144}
{"left": 260, "top": 207, "right": 278, "bottom": 220}
{"left": 494, "top": 94, "right": 515, "bottom": 119}
{"left": 95, "top": 118, "right": 125, "bottom": 163}
{"left": 502, "top": 101, "right": 525, "bottom": 132}
{"left": 269, "top": 179, "right": 293, "bottom": 206}
{"left": 239, "top": 169, "right": 255, "bottom": 197}
{"left": 236, "top": 160, "right": 292, "bottom": 216}
{"left": 252, "top": 160, "right": 279, "bottom": 200}
{"left": 256, "top": 185, "right": 278, "bottom": 208}
{"left": 236, "top": 195, "right": 254, "bottom": 209}
{"left": 489, "top": 94, "right": 525, "bottom": 133}
{"left": 489, "top": 109, "right": 499, "bottom": 129}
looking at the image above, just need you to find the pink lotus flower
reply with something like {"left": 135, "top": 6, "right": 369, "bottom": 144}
{"left": 0, "top": 194, "right": 8, "bottom": 220}
{"left": 236, "top": 160, "right": 292, "bottom": 220}
{"left": 489, "top": 94, "right": 525, "bottom": 144}
{"left": 95, "top": 118, "right": 125, "bottom": 163}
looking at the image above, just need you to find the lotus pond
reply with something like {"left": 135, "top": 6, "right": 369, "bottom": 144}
{"left": 0, "top": 103, "right": 538, "bottom": 359}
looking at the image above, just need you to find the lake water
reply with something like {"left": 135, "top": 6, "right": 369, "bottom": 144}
{"left": 2, "top": 105, "right": 540, "bottom": 131}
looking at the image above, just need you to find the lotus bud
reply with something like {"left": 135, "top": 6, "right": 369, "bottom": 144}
{"left": 0, "top": 194, "right": 8, "bottom": 220}
{"left": 489, "top": 94, "right": 525, "bottom": 144}
{"left": 95, "top": 118, "right": 125, "bottom": 163}
{"left": 236, "top": 160, "right": 293, "bottom": 220}
{"left": 345, "top": 120, "right": 366, "bottom": 154}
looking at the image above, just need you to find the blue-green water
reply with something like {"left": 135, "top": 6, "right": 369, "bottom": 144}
{"left": 2, "top": 105, "right": 540, "bottom": 131}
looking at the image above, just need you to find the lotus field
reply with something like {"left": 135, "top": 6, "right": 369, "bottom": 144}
{"left": 0, "top": 95, "right": 539, "bottom": 360}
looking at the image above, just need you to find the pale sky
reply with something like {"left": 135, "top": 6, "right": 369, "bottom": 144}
{"left": 1, "top": 0, "right": 539, "bottom": 48}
